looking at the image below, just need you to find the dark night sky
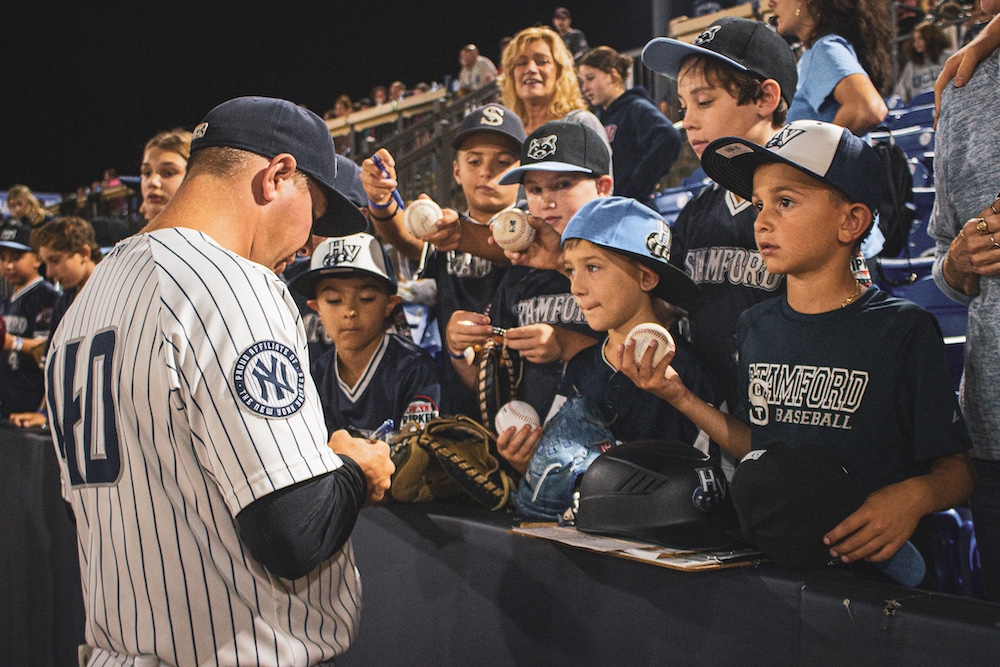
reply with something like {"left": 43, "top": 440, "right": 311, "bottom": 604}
{"left": 3, "top": 1, "right": 680, "bottom": 196}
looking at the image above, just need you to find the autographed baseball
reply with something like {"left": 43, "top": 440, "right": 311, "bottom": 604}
{"left": 404, "top": 198, "right": 443, "bottom": 238}
{"left": 625, "top": 322, "right": 676, "bottom": 368}
{"left": 495, "top": 400, "right": 541, "bottom": 435}
{"left": 490, "top": 208, "right": 535, "bottom": 252}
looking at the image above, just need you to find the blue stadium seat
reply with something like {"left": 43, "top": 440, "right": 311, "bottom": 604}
{"left": 885, "top": 94, "right": 904, "bottom": 110}
{"left": 909, "top": 89, "right": 935, "bottom": 108}
{"left": 653, "top": 186, "right": 697, "bottom": 226}
{"left": 909, "top": 187, "right": 937, "bottom": 256}
{"left": 885, "top": 104, "right": 935, "bottom": 131}
{"left": 883, "top": 126, "right": 935, "bottom": 158}
{"left": 908, "top": 158, "right": 932, "bottom": 187}
{"left": 680, "top": 167, "right": 710, "bottom": 190}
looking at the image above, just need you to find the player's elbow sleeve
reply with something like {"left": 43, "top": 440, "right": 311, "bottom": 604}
{"left": 235, "top": 459, "right": 367, "bottom": 579}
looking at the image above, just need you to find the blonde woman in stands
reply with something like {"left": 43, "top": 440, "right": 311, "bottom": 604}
{"left": 5, "top": 184, "right": 52, "bottom": 231}
{"left": 769, "top": 0, "right": 891, "bottom": 135}
{"left": 139, "top": 128, "right": 191, "bottom": 222}
{"left": 500, "top": 26, "right": 609, "bottom": 153}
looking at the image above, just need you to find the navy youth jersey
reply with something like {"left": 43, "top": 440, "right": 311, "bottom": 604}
{"left": 1, "top": 276, "right": 58, "bottom": 415}
{"left": 670, "top": 183, "right": 785, "bottom": 409}
{"left": 313, "top": 332, "right": 443, "bottom": 437}
{"left": 559, "top": 335, "right": 714, "bottom": 446}
{"left": 421, "top": 238, "right": 507, "bottom": 419}
{"left": 490, "top": 266, "right": 599, "bottom": 419}
{"left": 736, "top": 287, "right": 971, "bottom": 496}
{"left": 282, "top": 255, "right": 335, "bottom": 363}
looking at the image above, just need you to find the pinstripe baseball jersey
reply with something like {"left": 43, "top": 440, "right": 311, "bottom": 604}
{"left": 46, "top": 228, "right": 360, "bottom": 666}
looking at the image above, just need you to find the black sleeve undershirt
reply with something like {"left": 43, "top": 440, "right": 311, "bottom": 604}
{"left": 235, "top": 456, "right": 367, "bottom": 580}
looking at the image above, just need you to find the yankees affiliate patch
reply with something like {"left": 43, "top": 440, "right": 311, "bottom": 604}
{"left": 233, "top": 341, "right": 306, "bottom": 418}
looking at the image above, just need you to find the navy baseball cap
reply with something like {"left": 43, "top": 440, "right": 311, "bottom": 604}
{"left": 642, "top": 17, "right": 798, "bottom": 106}
{"left": 701, "top": 120, "right": 886, "bottom": 225}
{"left": 333, "top": 154, "right": 368, "bottom": 209}
{"left": 561, "top": 196, "right": 700, "bottom": 311}
{"left": 190, "top": 96, "right": 368, "bottom": 237}
{"left": 450, "top": 104, "right": 526, "bottom": 152}
{"left": 0, "top": 222, "right": 33, "bottom": 252}
{"left": 289, "top": 232, "right": 397, "bottom": 299}
{"left": 730, "top": 441, "right": 927, "bottom": 587}
{"left": 499, "top": 120, "right": 611, "bottom": 185}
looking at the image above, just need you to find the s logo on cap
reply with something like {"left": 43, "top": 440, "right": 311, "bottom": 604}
{"left": 527, "top": 135, "right": 558, "bottom": 160}
{"left": 480, "top": 105, "right": 505, "bottom": 127}
{"left": 694, "top": 25, "right": 721, "bottom": 45}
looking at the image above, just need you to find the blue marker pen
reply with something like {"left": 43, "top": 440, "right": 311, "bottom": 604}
{"left": 369, "top": 418, "right": 395, "bottom": 442}
{"left": 371, "top": 155, "right": 405, "bottom": 211}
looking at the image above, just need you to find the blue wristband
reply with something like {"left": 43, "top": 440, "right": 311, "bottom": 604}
{"left": 447, "top": 347, "right": 467, "bottom": 360}
{"left": 368, "top": 198, "right": 395, "bottom": 210}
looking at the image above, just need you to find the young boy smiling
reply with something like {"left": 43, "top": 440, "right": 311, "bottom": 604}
{"left": 291, "top": 233, "right": 443, "bottom": 437}
{"left": 622, "top": 120, "right": 974, "bottom": 566}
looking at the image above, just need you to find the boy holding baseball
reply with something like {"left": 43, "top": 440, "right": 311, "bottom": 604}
{"left": 290, "top": 233, "right": 443, "bottom": 438}
{"left": 622, "top": 120, "right": 973, "bottom": 566}
{"left": 361, "top": 104, "right": 523, "bottom": 418}
{"left": 557, "top": 196, "right": 711, "bottom": 445}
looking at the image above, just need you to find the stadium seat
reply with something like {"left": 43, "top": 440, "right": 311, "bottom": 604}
{"left": 653, "top": 186, "right": 696, "bottom": 226}
{"left": 909, "top": 89, "right": 935, "bottom": 108}
{"left": 885, "top": 104, "right": 935, "bottom": 131}
{"left": 908, "top": 158, "right": 932, "bottom": 188}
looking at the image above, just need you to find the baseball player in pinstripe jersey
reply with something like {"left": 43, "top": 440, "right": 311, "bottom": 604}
{"left": 45, "top": 97, "right": 393, "bottom": 666}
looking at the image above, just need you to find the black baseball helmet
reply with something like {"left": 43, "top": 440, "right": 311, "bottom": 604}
{"left": 576, "top": 440, "right": 745, "bottom": 551}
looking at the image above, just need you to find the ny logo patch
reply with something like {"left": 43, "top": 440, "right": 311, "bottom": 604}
{"left": 527, "top": 134, "right": 558, "bottom": 160}
{"left": 322, "top": 240, "right": 361, "bottom": 267}
{"left": 645, "top": 221, "right": 671, "bottom": 260}
{"left": 694, "top": 25, "right": 722, "bottom": 45}
{"left": 233, "top": 341, "right": 306, "bottom": 419}
{"left": 480, "top": 105, "right": 505, "bottom": 126}
{"left": 766, "top": 126, "right": 806, "bottom": 149}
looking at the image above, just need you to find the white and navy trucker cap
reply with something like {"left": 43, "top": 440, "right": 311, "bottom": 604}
{"left": 700, "top": 120, "right": 886, "bottom": 223}
{"left": 289, "top": 232, "right": 396, "bottom": 299}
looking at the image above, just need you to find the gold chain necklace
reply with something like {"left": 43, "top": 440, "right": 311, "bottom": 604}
{"left": 841, "top": 281, "right": 864, "bottom": 308}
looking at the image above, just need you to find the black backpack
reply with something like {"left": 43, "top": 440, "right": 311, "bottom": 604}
{"left": 870, "top": 130, "right": 916, "bottom": 258}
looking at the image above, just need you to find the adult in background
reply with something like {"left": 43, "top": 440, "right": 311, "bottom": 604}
{"left": 5, "top": 184, "right": 53, "bottom": 232}
{"left": 894, "top": 21, "right": 953, "bottom": 103}
{"left": 769, "top": 0, "right": 891, "bottom": 135}
{"left": 46, "top": 96, "right": 392, "bottom": 665}
{"left": 929, "top": 0, "right": 1000, "bottom": 602}
{"left": 552, "top": 7, "right": 588, "bottom": 60}
{"left": 500, "top": 26, "right": 608, "bottom": 152}
{"left": 139, "top": 128, "right": 192, "bottom": 222}
{"left": 458, "top": 44, "right": 498, "bottom": 93}
{"left": 579, "top": 46, "right": 682, "bottom": 201}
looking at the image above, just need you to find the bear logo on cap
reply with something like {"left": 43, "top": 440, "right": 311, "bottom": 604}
{"left": 527, "top": 135, "right": 558, "bottom": 160}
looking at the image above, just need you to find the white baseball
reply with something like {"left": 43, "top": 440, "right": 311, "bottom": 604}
{"left": 625, "top": 322, "right": 676, "bottom": 368}
{"left": 490, "top": 208, "right": 535, "bottom": 252}
{"left": 404, "top": 199, "right": 443, "bottom": 238}
{"left": 494, "top": 400, "right": 541, "bottom": 434}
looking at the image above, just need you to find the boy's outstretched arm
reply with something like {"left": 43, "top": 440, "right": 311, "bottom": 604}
{"left": 613, "top": 339, "right": 751, "bottom": 460}
{"left": 824, "top": 452, "right": 975, "bottom": 564}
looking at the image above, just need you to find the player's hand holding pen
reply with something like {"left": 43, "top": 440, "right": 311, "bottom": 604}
{"left": 360, "top": 149, "right": 401, "bottom": 209}
{"left": 327, "top": 428, "right": 394, "bottom": 505}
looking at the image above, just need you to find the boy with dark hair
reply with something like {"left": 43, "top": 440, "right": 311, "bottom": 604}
{"left": 290, "top": 233, "right": 443, "bottom": 438}
{"left": 361, "top": 104, "right": 525, "bottom": 418}
{"left": 622, "top": 120, "right": 974, "bottom": 565}
{"left": 641, "top": 17, "right": 797, "bottom": 418}
{"left": 0, "top": 221, "right": 57, "bottom": 417}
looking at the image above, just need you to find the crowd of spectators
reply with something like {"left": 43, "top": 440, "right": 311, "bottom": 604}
{"left": 4, "top": 4, "right": 1000, "bottom": 638}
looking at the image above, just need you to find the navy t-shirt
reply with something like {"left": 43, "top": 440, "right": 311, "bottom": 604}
{"left": 490, "top": 266, "right": 600, "bottom": 419}
{"left": 736, "top": 287, "right": 971, "bottom": 496}
{"left": 559, "top": 335, "right": 713, "bottom": 446}
{"left": 1, "top": 277, "right": 58, "bottom": 415}
{"left": 670, "top": 183, "right": 785, "bottom": 409}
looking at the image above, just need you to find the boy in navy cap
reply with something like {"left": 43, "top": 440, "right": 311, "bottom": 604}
{"left": 641, "top": 17, "right": 797, "bottom": 423}
{"left": 556, "top": 196, "right": 709, "bottom": 445}
{"left": 361, "top": 103, "right": 524, "bottom": 418}
{"left": 290, "top": 233, "right": 443, "bottom": 438}
{"left": 0, "top": 221, "right": 57, "bottom": 417}
{"left": 622, "top": 120, "right": 974, "bottom": 567}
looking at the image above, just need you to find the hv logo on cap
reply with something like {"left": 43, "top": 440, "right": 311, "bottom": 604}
{"left": 321, "top": 238, "right": 362, "bottom": 267}
{"left": 527, "top": 135, "right": 558, "bottom": 160}
{"left": 645, "top": 220, "right": 671, "bottom": 261}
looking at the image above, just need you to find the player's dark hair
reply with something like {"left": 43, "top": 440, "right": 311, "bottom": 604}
{"left": 578, "top": 46, "right": 633, "bottom": 85}
{"left": 903, "top": 21, "right": 952, "bottom": 66}
{"left": 186, "top": 147, "right": 259, "bottom": 179}
{"left": 803, "top": 0, "right": 893, "bottom": 94}
{"left": 679, "top": 55, "right": 788, "bottom": 127}
{"left": 34, "top": 216, "right": 103, "bottom": 262}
